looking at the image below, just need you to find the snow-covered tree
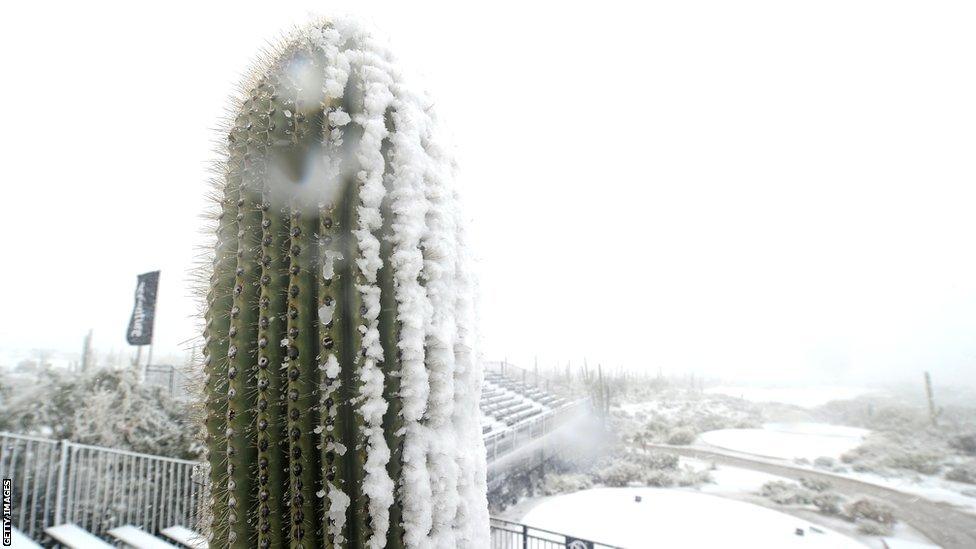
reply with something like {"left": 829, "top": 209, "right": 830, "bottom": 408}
{"left": 200, "top": 18, "right": 488, "bottom": 549}
{"left": 0, "top": 367, "right": 200, "bottom": 459}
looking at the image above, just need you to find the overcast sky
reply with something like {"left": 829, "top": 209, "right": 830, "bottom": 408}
{"left": 2, "top": 1, "right": 975, "bottom": 385}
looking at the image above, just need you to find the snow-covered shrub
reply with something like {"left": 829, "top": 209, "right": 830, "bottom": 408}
{"left": 643, "top": 470, "right": 677, "bottom": 487}
{"left": 950, "top": 433, "right": 976, "bottom": 456}
{"left": 799, "top": 477, "right": 831, "bottom": 492}
{"left": 540, "top": 474, "right": 593, "bottom": 496}
{"left": 813, "top": 456, "right": 836, "bottom": 469}
{"left": 595, "top": 460, "right": 645, "bottom": 487}
{"left": 666, "top": 427, "right": 697, "bottom": 445}
{"left": 841, "top": 435, "right": 950, "bottom": 476}
{"left": 0, "top": 367, "right": 199, "bottom": 459}
{"left": 945, "top": 461, "right": 976, "bottom": 484}
{"left": 844, "top": 498, "right": 896, "bottom": 526}
{"left": 200, "top": 18, "right": 487, "bottom": 548}
{"left": 856, "top": 519, "right": 892, "bottom": 536}
{"left": 885, "top": 451, "right": 944, "bottom": 475}
{"left": 760, "top": 481, "right": 813, "bottom": 505}
{"left": 633, "top": 451, "right": 680, "bottom": 470}
{"left": 675, "top": 467, "right": 713, "bottom": 487}
{"left": 811, "top": 492, "right": 844, "bottom": 515}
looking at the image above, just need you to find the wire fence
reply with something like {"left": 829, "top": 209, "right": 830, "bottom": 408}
{"left": 0, "top": 432, "right": 205, "bottom": 541}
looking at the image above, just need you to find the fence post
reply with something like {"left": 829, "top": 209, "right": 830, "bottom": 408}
{"left": 53, "top": 440, "right": 69, "bottom": 526}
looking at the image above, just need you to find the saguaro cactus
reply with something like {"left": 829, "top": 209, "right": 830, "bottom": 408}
{"left": 201, "top": 19, "right": 489, "bottom": 549}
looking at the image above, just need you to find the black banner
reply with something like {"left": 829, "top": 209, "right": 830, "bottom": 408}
{"left": 126, "top": 271, "right": 160, "bottom": 346}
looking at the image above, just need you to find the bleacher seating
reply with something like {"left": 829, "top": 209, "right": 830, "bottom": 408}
{"left": 479, "top": 369, "right": 568, "bottom": 435}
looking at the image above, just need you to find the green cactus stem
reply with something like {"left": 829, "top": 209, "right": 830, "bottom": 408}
{"left": 201, "top": 19, "right": 488, "bottom": 549}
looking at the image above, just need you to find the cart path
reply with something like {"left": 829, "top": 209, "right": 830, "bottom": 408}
{"left": 650, "top": 444, "right": 976, "bottom": 549}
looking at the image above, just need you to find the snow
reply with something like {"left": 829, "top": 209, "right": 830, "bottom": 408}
{"left": 521, "top": 488, "right": 866, "bottom": 548}
{"left": 348, "top": 32, "right": 397, "bottom": 548}
{"left": 880, "top": 538, "right": 941, "bottom": 549}
{"left": 839, "top": 469, "right": 976, "bottom": 514}
{"left": 700, "top": 422, "right": 869, "bottom": 460}
{"left": 700, "top": 464, "right": 788, "bottom": 494}
{"left": 705, "top": 386, "right": 875, "bottom": 409}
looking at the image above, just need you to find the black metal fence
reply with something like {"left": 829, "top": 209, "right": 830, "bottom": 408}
{"left": 490, "top": 517, "right": 624, "bottom": 549}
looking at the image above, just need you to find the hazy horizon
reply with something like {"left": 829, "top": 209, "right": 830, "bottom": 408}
{"left": 3, "top": 1, "right": 975, "bottom": 387}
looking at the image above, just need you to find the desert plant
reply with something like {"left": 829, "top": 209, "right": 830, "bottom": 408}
{"left": 201, "top": 19, "right": 487, "bottom": 548}
{"left": 950, "top": 433, "right": 976, "bottom": 456}
{"left": 760, "top": 481, "right": 813, "bottom": 505}
{"left": 811, "top": 493, "right": 844, "bottom": 515}
{"left": 945, "top": 461, "right": 976, "bottom": 484}
{"left": 845, "top": 498, "right": 896, "bottom": 526}
{"left": 666, "top": 426, "right": 697, "bottom": 445}
{"left": 856, "top": 519, "right": 892, "bottom": 536}
{"left": 540, "top": 474, "right": 593, "bottom": 496}
{"left": 799, "top": 477, "right": 831, "bottom": 492}
{"left": 813, "top": 456, "right": 836, "bottom": 469}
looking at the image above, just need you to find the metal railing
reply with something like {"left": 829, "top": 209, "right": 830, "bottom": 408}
{"left": 0, "top": 432, "right": 205, "bottom": 541}
{"left": 484, "top": 399, "right": 588, "bottom": 467}
{"left": 490, "top": 517, "right": 624, "bottom": 549}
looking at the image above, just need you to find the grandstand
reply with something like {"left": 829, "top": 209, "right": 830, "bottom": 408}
{"left": 480, "top": 362, "right": 591, "bottom": 504}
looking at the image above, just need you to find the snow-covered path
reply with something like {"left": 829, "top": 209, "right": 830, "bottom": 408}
{"left": 650, "top": 444, "right": 976, "bottom": 549}
{"left": 521, "top": 487, "right": 865, "bottom": 548}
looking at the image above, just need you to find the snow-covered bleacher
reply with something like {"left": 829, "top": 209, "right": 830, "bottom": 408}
{"left": 480, "top": 369, "right": 568, "bottom": 436}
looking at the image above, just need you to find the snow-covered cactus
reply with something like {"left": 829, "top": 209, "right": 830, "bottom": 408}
{"left": 201, "top": 19, "right": 488, "bottom": 549}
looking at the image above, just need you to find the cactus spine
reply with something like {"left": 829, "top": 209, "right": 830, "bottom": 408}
{"left": 201, "top": 20, "right": 488, "bottom": 549}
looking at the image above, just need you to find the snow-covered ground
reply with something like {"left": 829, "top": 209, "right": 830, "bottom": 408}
{"left": 696, "top": 421, "right": 976, "bottom": 514}
{"left": 521, "top": 487, "right": 866, "bottom": 548}
{"left": 699, "top": 422, "right": 869, "bottom": 460}
{"left": 836, "top": 469, "right": 976, "bottom": 515}
{"left": 705, "top": 386, "right": 875, "bottom": 408}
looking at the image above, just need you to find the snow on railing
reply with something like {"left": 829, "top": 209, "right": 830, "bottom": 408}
{"left": 0, "top": 432, "right": 205, "bottom": 542}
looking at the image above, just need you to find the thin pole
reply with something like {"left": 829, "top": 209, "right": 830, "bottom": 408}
{"left": 145, "top": 271, "right": 160, "bottom": 378}
{"left": 54, "top": 440, "right": 69, "bottom": 526}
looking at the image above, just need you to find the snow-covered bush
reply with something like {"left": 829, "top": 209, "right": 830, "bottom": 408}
{"left": 950, "top": 433, "right": 976, "bottom": 456}
{"left": 588, "top": 450, "right": 706, "bottom": 489}
{"left": 841, "top": 434, "right": 950, "bottom": 476}
{"left": 945, "top": 460, "right": 976, "bottom": 484}
{"left": 666, "top": 426, "right": 697, "bottom": 445}
{"left": 856, "top": 519, "right": 892, "bottom": 536}
{"left": 760, "top": 481, "right": 814, "bottom": 505}
{"left": 0, "top": 367, "right": 199, "bottom": 459}
{"left": 200, "top": 18, "right": 487, "bottom": 549}
{"left": 674, "top": 467, "right": 713, "bottom": 487}
{"left": 844, "top": 498, "right": 896, "bottom": 526}
{"left": 799, "top": 477, "right": 831, "bottom": 492}
{"left": 884, "top": 450, "right": 944, "bottom": 475}
{"left": 594, "top": 460, "right": 645, "bottom": 487}
{"left": 540, "top": 474, "right": 593, "bottom": 496}
{"left": 811, "top": 492, "right": 844, "bottom": 515}
{"left": 633, "top": 451, "right": 680, "bottom": 470}
{"left": 813, "top": 456, "right": 836, "bottom": 469}
{"left": 620, "top": 391, "right": 763, "bottom": 447}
